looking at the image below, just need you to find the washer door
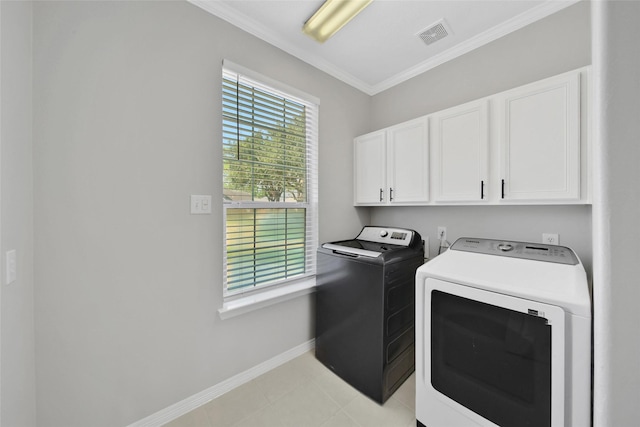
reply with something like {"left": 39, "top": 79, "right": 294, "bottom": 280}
{"left": 419, "top": 278, "right": 566, "bottom": 427}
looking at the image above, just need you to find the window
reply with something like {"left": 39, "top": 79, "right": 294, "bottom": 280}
{"left": 222, "top": 61, "right": 318, "bottom": 296}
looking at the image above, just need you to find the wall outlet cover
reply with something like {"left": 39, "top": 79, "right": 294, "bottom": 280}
{"left": 424, "top": 236, "right": 430, "bottom": 260}
{"left": 191, "top": 195, "right": 212, "bottom": 214}
{"left": 437, "top": 226, "right": 447, "bottom": 241}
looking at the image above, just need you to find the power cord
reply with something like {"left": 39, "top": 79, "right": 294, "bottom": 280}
{"left": 437, "top": 230, "right": 450, "bottom": 255}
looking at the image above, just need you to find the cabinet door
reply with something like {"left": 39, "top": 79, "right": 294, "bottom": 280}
{"left": 354, "top": 131, "right": 386, "bottom": 205}
{"left": 500, "top": 72, "right": 581, "bottom": 201}
{"left": 387, "top": 117, "right": 429, "bottom": 203}
{"left": 432, "top": 100, "right": 489, "bottom": 202}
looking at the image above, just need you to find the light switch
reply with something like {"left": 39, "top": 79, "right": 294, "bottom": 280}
{"left": 6, "top": 249, "right": 16, "bottom": 285}
{"left": 190, "top": 195, "right": 212, "bottom": 214}
{"left": 201, "top": 197, "right": 210, "bottom": 213}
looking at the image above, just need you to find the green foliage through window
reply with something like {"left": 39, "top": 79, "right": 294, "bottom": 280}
{"left": 225, "top": 208, "right": 306, "bottom": 290}
{"left": 223, "top": 76, "right": 307, "bottom": 203}
{"left": 222, "top": 67, "right": 317, "bottom": 293}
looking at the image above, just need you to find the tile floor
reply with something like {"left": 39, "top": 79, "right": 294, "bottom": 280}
{"left": 164, "top": 351, "right": 416, "bottom": 427}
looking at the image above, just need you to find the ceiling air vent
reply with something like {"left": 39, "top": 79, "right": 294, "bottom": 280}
{"left": 417, "top": 19, "right": 451, "bottom": 46}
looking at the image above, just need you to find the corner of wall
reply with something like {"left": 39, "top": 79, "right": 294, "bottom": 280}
{"left": 0, "top": 0, "right": 37, "bottom": 426}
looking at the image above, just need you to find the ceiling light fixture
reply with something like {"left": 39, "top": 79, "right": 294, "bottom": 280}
{"left": 302, "top": 0, "right": 373, "bottom": 43}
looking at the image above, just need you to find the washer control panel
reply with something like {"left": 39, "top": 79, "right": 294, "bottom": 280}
{"left": 451, "top": 237, "right": 579, "bottom": 265}
{"left": 356, "top": 226, "right": 416, "bottom": 247}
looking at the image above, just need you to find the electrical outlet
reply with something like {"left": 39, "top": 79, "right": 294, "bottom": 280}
{"left": 437, "top": 226, "right": 447, "bottom": 241}
{"left": 423, "top": 236, "right": 430, "bottom": 260}
{"left": 542, "top": 233, "right": 559, "bottom": 245}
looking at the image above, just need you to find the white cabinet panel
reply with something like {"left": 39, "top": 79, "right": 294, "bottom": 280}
{"left": 387, "top": 118, "right": 429, "bottom": 203}
{"left": 354, "top": 131, "right": 386, "bottom": 204}
{"left": 353, "top": 67, "right": 589, "bottom": 207}
{"left": 500, "top": 72, "right": 581, "bottom": 201}
{"left": 353, "top": 118, "right": 429, "bottom": 205}
{"left": 432, "top": 100, "right": 488, "bottom": 202}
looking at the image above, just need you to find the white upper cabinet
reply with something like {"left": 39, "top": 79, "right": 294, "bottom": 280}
{"left": 354, "top": 130, "right": 386, "bottom": 205}
{"left": 498, "top": 72, "right": 581, "bottom": 201}
{"left": 354, "top": 117, "right": 429, "bottom": 205}
{"left": 431, "top": 100, "right": 489, "bottom": 202}
{"left": 387, "top": 118, "right": 429, "bottom": 204}
{"left": 353, "top": 67, "right": 589, "bottom": 206}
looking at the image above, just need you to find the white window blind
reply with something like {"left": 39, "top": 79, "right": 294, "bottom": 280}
{"left": 222, "top": 61, "right": 318, "bottom": 296}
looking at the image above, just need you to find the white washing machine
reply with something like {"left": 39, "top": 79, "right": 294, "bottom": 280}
{"left": 415, "top": 237, "right": 591, "bottom": 427}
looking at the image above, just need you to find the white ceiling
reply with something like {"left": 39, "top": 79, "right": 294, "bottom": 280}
{"left": 190, "top": 0, "right": 580, "bottom": 95}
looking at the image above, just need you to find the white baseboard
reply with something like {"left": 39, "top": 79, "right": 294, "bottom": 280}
{"left": 127, "top": 339, "right": 315, "bottom": 427}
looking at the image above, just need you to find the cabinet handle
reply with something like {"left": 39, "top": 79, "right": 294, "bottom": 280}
{"left": 379, "top": 188, "right": 384, "bottom": 202}
{"left": 481, "top": 180, "right": 484, "bottom": 200}
{"left": 389, "top": 187, "right": 394, "bottom": 201}
{"left": 501, "top": 179, "right": 505, "bottom": 199}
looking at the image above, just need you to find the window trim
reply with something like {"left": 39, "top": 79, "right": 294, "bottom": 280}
{"left": 222, "top": 60, "right": 320, "bottom": 108}
{"left": 218, "top": 276, "right": 316, "bottom": 320}
{"left": 221, "top": 60, "right": 319, "bottom": 302}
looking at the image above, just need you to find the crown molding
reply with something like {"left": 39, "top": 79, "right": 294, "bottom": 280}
{"left": 189, "top": 0, "right": 581, "bottom": 96}
{"left": 371, "top": 0, "right": 581, "bottom": 94}
{"left": 188, "top": 0, "right": 376, "bottom": 94}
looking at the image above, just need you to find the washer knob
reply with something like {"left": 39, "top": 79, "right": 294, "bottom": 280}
{"left": 379, "top": 230, "right": 389, "bottom": 237}
{"left": 498, "top": 243, "right": 514, "bottom": 252}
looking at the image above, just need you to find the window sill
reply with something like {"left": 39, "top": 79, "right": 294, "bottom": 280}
{"left": 218, "top": 277, "right": 316, "bottom": 320}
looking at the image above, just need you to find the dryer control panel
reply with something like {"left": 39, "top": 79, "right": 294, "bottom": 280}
{"left": 451, "top": 237, "right": 579, "bottom": 265}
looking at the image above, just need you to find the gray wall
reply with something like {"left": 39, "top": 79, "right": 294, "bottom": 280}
{"left": 12, "top": 0, "right": 634, "bottom": 425}
{"left": 0, "top": 1, "right": 37, "bottom": 426}
{"left": 371, "top": 1, "right": 591, "bottom": 128}
{"left": 369, "top": 1, "right": 593, "bottom": 269}
{"left": 372, "top": 205, "right": 592, "bottom": 272}
{"left": 32, "top": 1, "right": 369, "bottom": 426}
{"left": 592, "top": 1, "right": 640, "bottom": 425}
